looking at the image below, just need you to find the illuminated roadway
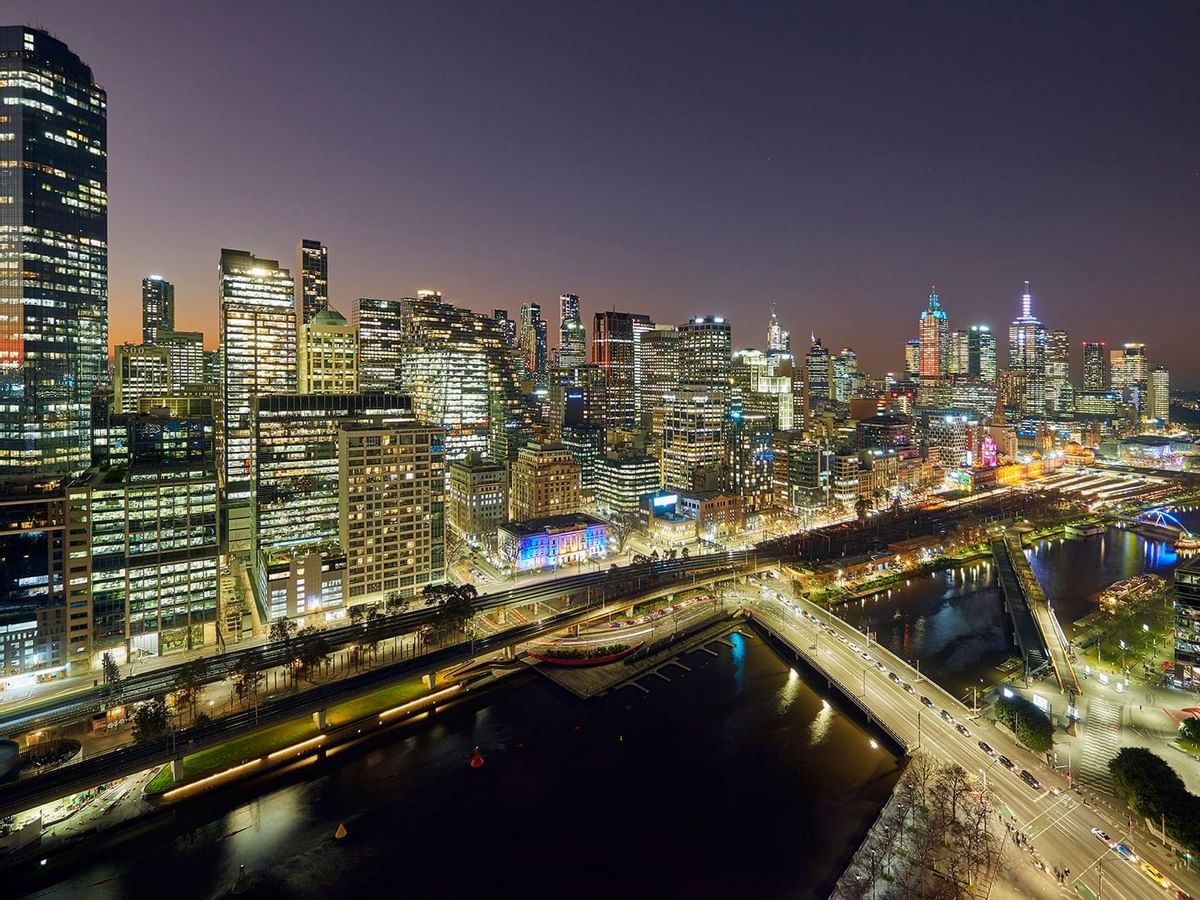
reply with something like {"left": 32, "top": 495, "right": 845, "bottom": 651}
{"left": 748, "top": 588, "right": 1198, "bottom": 900}
{"left": 0, "top": 550, "right": 769, "bottom": 738}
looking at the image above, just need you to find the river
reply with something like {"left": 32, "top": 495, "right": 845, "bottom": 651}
{"left": 21, "top": 632, "right": 901, "bottom": 900}
{"left": 839, "top": 509, "right": 1200, "bottom": 698}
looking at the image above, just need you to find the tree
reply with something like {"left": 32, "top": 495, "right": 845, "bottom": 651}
{"left": 430, "top": 589, "right": 474, "bottom": 639}
{"left": 131, "top": 698, "right": 169, "bottom": 743}
{"left": 269, "top": 617, "right": 298, "bottom": 646}
{"left": 854, "top": 496, "right": 870, "bottom": 524}
{"left": 294, "top": 626, "right": 331, "bottom": 682}
{"left": 354, "top": 609, "right": 386, "bottom": 668}
{"left": 172, "top": 659, "right": 208, "bottom": 721}
{"left": 101, "top": 651, "right": 122, "bottom": 697}
{"left": 607, "top": 511, "right": 641, "bottom": 555}
{"left": 994, "top": 694, "right": 1053, "bottom": 753}
{"left": 384, "top": 591, "right": 409, "bottom": 615}
{"left": 348, "top": 604, "right": 366, "bottom": 627}
{"left": 231, "top": 650, "right": 265, "bottom": 704}
{"left": 1180, "top": 716, "right": 1200, "bottom": 745}
{"left": 1109, "top": 746, "right": 1185, "bottom": 819}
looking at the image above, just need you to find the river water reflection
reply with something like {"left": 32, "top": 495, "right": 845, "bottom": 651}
{"left": 839, "top": 513, "right": 1199, "bottom": 699}
{"left": 25, "top": 634, "right": 900, "bottom": 900}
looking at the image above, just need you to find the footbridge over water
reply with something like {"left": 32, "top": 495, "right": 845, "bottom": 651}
{"left": 992, "top": 535, "right": 1080, "bottom": 697}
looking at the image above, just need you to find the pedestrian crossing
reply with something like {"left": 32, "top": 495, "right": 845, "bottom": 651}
{"left": 1077, "top": 697, "right": 1120, "bottom": 794}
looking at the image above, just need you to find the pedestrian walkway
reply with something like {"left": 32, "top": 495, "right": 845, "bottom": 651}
{"left": 1076, "top": 697, "right": 1120, "bottom": 794}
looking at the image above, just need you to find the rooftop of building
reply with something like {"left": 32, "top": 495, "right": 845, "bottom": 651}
{"left": 450, "top": 451, "right": 507, "bottom": 472}
{"left": 857, "top": 414, "right": 913, "bottom": 427}
{"left": 70, "top": 461, "right": 217, "bottom": 488}
{"left": 500, "top": 513, "right": 607, "bottom": 536}
{"left": 308, "top": 307, "right": 350, "bottom": 327}
{"left": 0, "top": 475, "right": 65, "bottom": 501}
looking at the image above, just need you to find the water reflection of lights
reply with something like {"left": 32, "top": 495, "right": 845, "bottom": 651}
{"left": 808, "top": 698, "right": 834, "bottom": 746}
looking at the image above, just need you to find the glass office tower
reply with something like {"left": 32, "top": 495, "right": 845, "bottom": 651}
{"left": 0, "top": 28, "right": 108, "bottom": 473}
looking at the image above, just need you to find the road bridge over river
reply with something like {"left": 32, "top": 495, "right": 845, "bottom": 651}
{"left": 746, "top": 588, "right": 1196, "bottom": 900}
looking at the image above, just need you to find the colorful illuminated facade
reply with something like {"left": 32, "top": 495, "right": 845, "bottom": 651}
{"left": 497, "top": 514, "right": 607, "bottom": 572}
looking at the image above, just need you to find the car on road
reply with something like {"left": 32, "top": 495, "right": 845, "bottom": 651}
{"left": 887, "top": 672, "right": 900, "bottom": 683}
{"left": 1090, "top": 827, "right": 1110, "bottom": 844}
{"left": 1140, "top": 863, "right": 1170, "bottom": 888}
{"left": 861, "top": 653, "right": 873, "bottom": 663}
{"left": 978, "top": 740, "right": 996, "bottom": 757}
{"left": 1114, "top": 842, "right": 1138, "bottom": 862}
{"left": 849, "top": 643, "right": 861, "bottom": 653}
{"left": 902, "top": 682, "right": 915, "bottom": 694}
{"left": 955, "top": 723, "right": 971, "bottom": 738}
{"left": 920, "top": 695, "right": 935, "bottom": 708}
{"left": 874, "top": 661, "right": 887, "bottom": 673}
{"left": 998, "top": 755, "right": 1018, "bottom": 773}
{"left": 939, "top": 709, "right": 954, "bottom": 724}
{"left": 1176, "top": 890, "right": 1191, "bottom": 900}
{"left": 1019, "top": 769, "right": 1041, "bottom": 790}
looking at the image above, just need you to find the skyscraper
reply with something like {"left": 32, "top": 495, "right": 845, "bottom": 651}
{"left": 157, "top": 329, "right": 205, "bottom": 387}
{"left": 832, "top": 347, "right": 858, "bottom": 402}
{"left": 969, "top": 325, "right": 997, "bottom": 381}
{"left": 219, "top": 249, "right": 297, "bottom": 547}
{"left": 679, "top": 316, "right": 732, "bottom": 393}
{"left": 355, "top": 297, "right": 405, "bottom": 392}
{"left": 1007, "top": 281, "right": 1047, "bottom": 414}
{"left": 918, "top": 287, "right": 949, "bottom": 380}
{"left": 398, "top": 295, "right": 530, "bottom": 461}
{"left": 1044, "top": 329, "right": 1071, "bottom": 415}
{"left": 142, "top": 276, "right": 174, "bottom": 343}
{"left": 903, "top": 339, "right": 921, "bottom": 381}
{"left": 592, "top": 311, "right": 652, "bottom": 428}
{"left": 0, "top": 28, "right": 108, "bottom": 473}
{"left": 518, "top": 303, "right": 548, "bottom": 386}
{"left": 557, "top": 293, "right": 586, "bottom": 368}
{"left": 493, "top": 309, "right": 517, "bottom": 347}
{"left": 805, "top": 336, "right": 832, "bottom": 403}
{"left": 1082, "top": 341, "right": 1107, "bottom": 391}
{"left": 1110, "top": 343, "right": 1148, "bottom": 408}
{"left": 1146, "top": 366, "right": 1170, "bottom": 424}
{"left": 113, "top": 343, "right": 171, "bottom": 414}
{"left": 340, "top": 422, "right": 445, "bottom": 606}
{"left": 948, "top": 330, "right": 970, "bottom": 376}
{"left": 661, "top": 389, "right": 725, "bottom": 492}
{"left": 767, "top": 305, "right": 790, "bottom": 353}
{"left": 638, "top": 325, "right": 682, "bottom": 419}
{"left": 296, "top": 239, "right": 328, "bottom": 326}
{"left": 298, "top": 308, "right": 358, "bottom": 393}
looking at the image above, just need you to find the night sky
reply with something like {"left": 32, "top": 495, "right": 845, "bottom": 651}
{"left": 12, "top": 1, "right": 1200, "bottom": 383}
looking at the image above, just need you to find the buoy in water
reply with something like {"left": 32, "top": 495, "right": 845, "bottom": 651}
{"left": 230, "top": 864, "right": 250, "bottom": 896}
{"left": 470, "top": 746, "right": 485, "bottom": 768}
{"left": 334, "top": 822, "right": 348, "bottom": 840}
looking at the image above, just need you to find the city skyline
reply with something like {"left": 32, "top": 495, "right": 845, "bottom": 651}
{"left": 6, "top": 1, "right": 1198, "bottom": 384}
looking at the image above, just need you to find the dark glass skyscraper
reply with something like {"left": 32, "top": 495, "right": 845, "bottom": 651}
{"left": 0, "top": 27, "right": 107, "bottom": 473}
{"left": 141, "top": 275, "right": 174, "bottom": 343}
{"left": 296, "top": 238, "right": 328, "bottom": 325}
